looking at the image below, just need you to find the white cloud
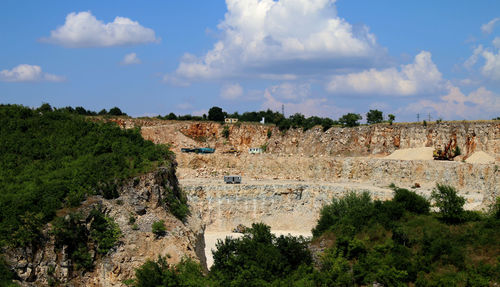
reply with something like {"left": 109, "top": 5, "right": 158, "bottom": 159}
{"left": 493, "top": 37, "right": 500, "bottom": 49}
{"left": 326, "top": 51, "right": 443, "bottom": 96}
{"left": 121, "top": 53, "right": 141, "bottom": 65}
{"left": 261, "top": 82, "right": 345, "bottom": 117}
{"left": 269, "top": 82, "right": 311, "bottom": 100}
{"left": 403, "top": 85, "right": 500, "bottom": 120}
{"left": 42, "top": 11, "right": 159, "bottom": 48}
{"left": 0, "top": 64, "right": 64, "bottom": 82}
{"left": 166, "top": 0, "right": 381, "bottom": 83}
{"left": 481, "top": 18, "right": 500, "bottom": 34}
{"left": 481, "top": 48, "right": 500, "bottom": 81}
{"left": 220, "top": 83, "right": 244, "bottom": 99}
{"left": 464, "top": 45, "right": 483, "bottom": 69}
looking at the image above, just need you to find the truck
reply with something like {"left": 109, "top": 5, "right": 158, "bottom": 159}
{"left": 224, "top": 175, "right": 241, "bottom": 184}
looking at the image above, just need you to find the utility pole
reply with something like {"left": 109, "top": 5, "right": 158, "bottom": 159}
{"left": 417, "top": 113, "right": 420, "bottom": 122}
{"left": 428, "top": 113, "right": 431, "bottom": 122}
{"left": 282, "top": 104, "right": 285, "bottom": 117}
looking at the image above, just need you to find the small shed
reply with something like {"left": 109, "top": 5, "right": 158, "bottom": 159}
{"left": 225, "top": 118, "right": 238, "bottom": 124}
{"left": 249, "top": 147, "right": 263, "bottom": 154}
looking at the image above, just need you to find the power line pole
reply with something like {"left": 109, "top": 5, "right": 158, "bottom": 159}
{"left": 417, "top": 113, "right": 420, "bottom": 122}
{"left": 282, "top": 104, "right": 285, "bottom": 117}
{"left": 428, "top": 113, "right": 431, "bottom": 122}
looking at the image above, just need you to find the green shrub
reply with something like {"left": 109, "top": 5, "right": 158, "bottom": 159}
{"left": 89, "top": 208, "right": 121, "bottom": 254}
{"left": 164, "top": 187, "right": 189, "bottom": 221}
{"left": 392, "top": 187, "right": 430, "bottom": 215}
{"left": 152, "top": 220, "right": 166, "bottom": 237}
{"left": 135, "top": 256, "right": 207, "bottom": 287}
{"left": 312, "top": 192, "right": 375, "bottom": 237}
{"left": 210, "top": 223, "right": 312, "bottom": 285}
{"left": 431, "top": 184, "right": 465, "bottom": 224}
{"left": 222, "top": 125, "right": 230, "bottom": 139}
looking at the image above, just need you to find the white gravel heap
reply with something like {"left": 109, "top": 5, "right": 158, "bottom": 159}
{"left": 384, "top": 147, "right": 434, "bottom": 161}
{"left": 465, "top": 151, "right": 495, "bottom": 164}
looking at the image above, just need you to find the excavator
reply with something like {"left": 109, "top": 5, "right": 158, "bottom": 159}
{"left": 433, "top": 139, "right": 460, "bottom": 160}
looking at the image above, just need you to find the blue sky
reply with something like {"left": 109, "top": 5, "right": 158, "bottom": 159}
{"left": 1, "top": 0, "right": 499, "bottom": 122}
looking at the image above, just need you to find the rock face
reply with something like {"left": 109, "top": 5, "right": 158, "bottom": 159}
{"left": 183, "top": 179, "right": 395, "bottom": 233}
{"left": 5, "top": 164, "right": 205, "bottom": 287}
{"left": 132, "top": 119, "right": 500, "bottom": 160}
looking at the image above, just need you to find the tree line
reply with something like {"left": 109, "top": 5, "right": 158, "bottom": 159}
{"left": 157, "top": 106, "right": 396, "bottom": 131}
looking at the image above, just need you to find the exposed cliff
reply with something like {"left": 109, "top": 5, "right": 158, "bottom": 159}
{"left": 4, "top": 164, "right": 205, "bottom": 287}
{"left": 124, "top": 119, "right": 500, "bottom": 160}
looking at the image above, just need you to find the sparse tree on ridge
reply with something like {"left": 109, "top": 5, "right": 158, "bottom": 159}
{"left": 366, "top": 109, "right": 383, "bottom": 124}
{"left": 208, "top": 106, "right": 225, "bottom": 122}
{"left": 338, "top": 113, "right": 362, "bottom": 127}
{"left": 388, "top": 114, "right": 395, "bottom": 125}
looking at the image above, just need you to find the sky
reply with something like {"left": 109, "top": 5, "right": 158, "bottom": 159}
{"left": 1, "top": 0, "right": 499, "bottom": 122}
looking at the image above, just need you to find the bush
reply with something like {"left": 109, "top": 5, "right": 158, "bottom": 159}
{"left": 89, "top": 208, "right": 121, "bottom": 254}
{"left": 211, "top": 223, "right": 312, "bottom": 285}
{"left": 135, "top": 256, "right": 207, "bottom": 287}
{"left": 392, "top": 187, "right": 430, "bottom": 215}
{"left": 152, "top": 220, "right": 166, "bottom": 237}
{"left": 312, "top": 192, "right": 375, "bottom": 237}
{"left": 222, "top": 125, "right": 230, "bottom": 139}
{"left": 431, "top": 184, "right": 465, "bottom": 224}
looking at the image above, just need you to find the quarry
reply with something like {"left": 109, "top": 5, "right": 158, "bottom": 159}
{"left": 7, "top": 118, "right": 500, "bottom": 285}
{"left": 135, "top": 119, "right": 499, "bottom": 271}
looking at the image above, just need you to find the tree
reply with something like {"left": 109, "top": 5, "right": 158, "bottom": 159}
{"left": 208, "top": 106, "right": 225, "bottom": 122}
{"left": 338, "top": 113, "right": 362, "bottom": 127}
{"left": 166, "top": 112, "right": 177, "bottom": 120}
{"left": 388, "top": 114, "right": 395, "bottom": 125}
{"left": 431, "top": 184, "right": 465, "bottom": 224}
{"left": 366, "top": 110, "right": 383, "bottom": 124}
{"left": 152, "top": 220, "right": 166, "bottom": 237}
{"left": 108, "top": 107, "right": 125, "bottom": 116}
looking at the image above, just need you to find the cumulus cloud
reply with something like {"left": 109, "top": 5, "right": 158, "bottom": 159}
{"left": 481, "top": 48, "right": 500, "bottom": 81}
{"left": 464, "top": 45, "right": 483, "bottom": 69}
{"left": 121, "top": 53, "right": 141, "bottom": 65}
{"left": 481, "top": 18, "right": 500, "bottom": 34}
{"left": 403, "top": 85, "right": 500, "bottom": 120}
{"left": 326, "top": 51, "right": 443, "bottom": 96}
{"left": 261, "top": 82, "right": 345, "bottom": 117}
{"left": 220, "top": 83, "right": 244, "bottom": 99}
{"left": 42, "top": 11, "right": 159, "bottom": 48}
{"left": 166, "top": 0, "right": 381, "bottom": 83}
{"left": 0, "top": 64, "right": 64, "bottom": 82}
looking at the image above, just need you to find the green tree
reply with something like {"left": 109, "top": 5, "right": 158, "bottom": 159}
{"left": 222, "top": 125, "right": 230, "bottom": 139}
{"left": 152, "top": 220, "right": 166, "bottom": 237}
{"left": 388, "top": 114, "right": 395, "bottom": 125}
{"left": 338, "top": 113, "right": 362, "bottom": 127}
{"left": 431, "top": 184, "right": 465, "bottom": 224}
{"left": 109, "top": 107, "right": 125, "bottom": 116}
{"left": 208, "top": 106, "right": 225, "bottom": 122}
{"left": 366, "top": 109, "right": 383, "bottom": 124}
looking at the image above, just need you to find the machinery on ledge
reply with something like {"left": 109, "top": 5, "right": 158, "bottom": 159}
{"left": 224, "top": 175, "right": 242, "bottom": 184}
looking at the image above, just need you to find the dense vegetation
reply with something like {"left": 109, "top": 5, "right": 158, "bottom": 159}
{"left": 131, "top": 186, "right": 500, "bottom": 286}
{"left": 158, "top": 107, "right": 396, "bottom": 131}
{"left": 0, "top": 104, "right": 173, "bottom": 249}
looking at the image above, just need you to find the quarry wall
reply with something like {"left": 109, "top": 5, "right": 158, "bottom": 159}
{"left": 123, "top": 119, "right": 500, "bottom": 160}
